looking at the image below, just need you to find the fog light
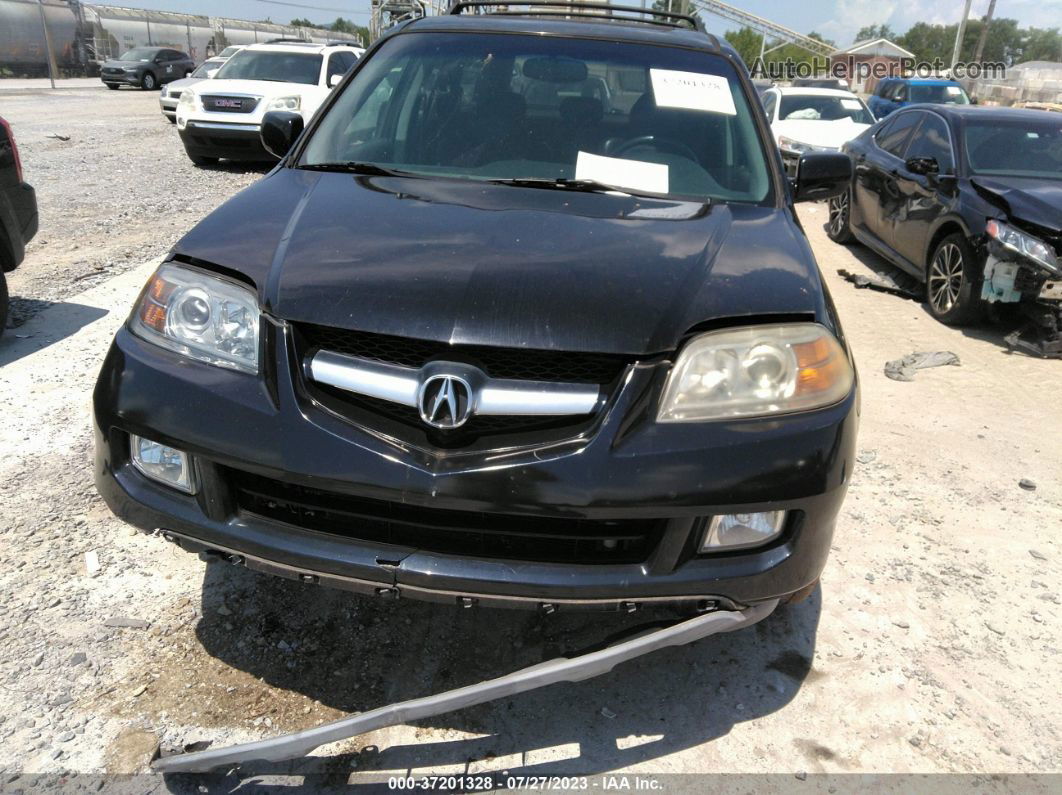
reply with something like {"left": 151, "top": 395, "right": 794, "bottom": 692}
{"left": 701, "top": 511, "right": 786, "bottom": 551}
{"left": 130, "top": 435, "right": 195, "bottom": 493}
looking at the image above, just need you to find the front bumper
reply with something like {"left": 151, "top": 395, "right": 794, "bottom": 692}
{"left": 94, "top": 316, "right": 859, "bottom": 611}
{"left": 178, "top": 121, "right": 272, "bottom": 161}
{"left": 160, "top": 97, "right": 178, "bottom": 116}
{"left": 101, "top": 72, "right": 140, "bottom": 86}
{"left": 0, "top": 181, "right": 38, "bottom": 271}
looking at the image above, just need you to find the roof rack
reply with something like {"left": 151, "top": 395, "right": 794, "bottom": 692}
{"left": 447, "top": 1, "right": 705, "bottom": 32}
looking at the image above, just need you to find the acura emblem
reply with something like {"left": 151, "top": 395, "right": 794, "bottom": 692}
{"left": 418, "top": 374, "right": 472, "bottom": 429}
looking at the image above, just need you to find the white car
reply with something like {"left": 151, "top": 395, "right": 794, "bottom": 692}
{"left": 176, "top": 42, "right": 364, "bottom": 166}
{"left": 760, "top": 87, "right": 875, "bottom": 176}
{"left": 159, "top": 58, "right": 226, "bottom": 123}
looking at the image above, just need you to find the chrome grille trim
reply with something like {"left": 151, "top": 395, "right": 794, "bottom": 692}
{"left": 308, "top": 350, "right": 601, "bottom": 417}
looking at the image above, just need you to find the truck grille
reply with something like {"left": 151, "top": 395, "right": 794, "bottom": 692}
{"left": 228, "top": 468, "right": 663, "bottom": 565}
{"left": 200, "top": 95, "right": 259, "bottom": 113}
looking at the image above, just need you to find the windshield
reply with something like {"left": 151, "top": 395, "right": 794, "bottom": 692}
{"left": 778, "top": 94, "right": 873, "bottom": 124}
{"left": 965, "top": 117, "right": 1062, "bottom": 179}
{"left": 191, "top": 61, "right": 219, "bottom": 78}
{"left": 911, "top": 84, "right": 969, "bottom": 105}
{"left": 214, "top": 50, "right": 322, "bottom": 85}
{"left": 301, "top": 32, "right": 771, "bottom": 203}
{"left": 119, "top": 48, "right": 156, "bottom": 62}
{"left": 219, "top": 46, "right": 242, "bottom": 58}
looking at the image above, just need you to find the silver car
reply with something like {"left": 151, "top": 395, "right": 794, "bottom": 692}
{"left": 159, "top": 58, "right": 226, "bottom": 122}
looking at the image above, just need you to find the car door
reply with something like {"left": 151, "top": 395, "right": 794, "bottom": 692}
{"left": 889, "top": 111, "right": 956, "bottom": 268}
{"left": 157, "top": 51, "right": 175, "bottom": 83}
{"left": 852, "top": 110, "right": 921, "bottom": 248}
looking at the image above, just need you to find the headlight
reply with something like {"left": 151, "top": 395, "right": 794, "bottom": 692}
{"left": 178, "top": 90, "right": 196, "bottom": 109}
{"left": 268, "top": 95, "right": 301, "bottom": 111}
{"left": 657, "top": 323, "right": 853, "bottom": 422}
{"left": 131, "top": 263, "right": 260, "bottom": 374}
{"left": 986, "top": 219, "right": 1060, "bottom": 275}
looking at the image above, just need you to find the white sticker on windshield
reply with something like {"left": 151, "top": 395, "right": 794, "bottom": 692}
{"left": 841, "top": 99, "right": 862, "bottom": 110}
{"left": 649, "top": 69, "right": 736, "bottom": 116}
{"left": 575, "top": 151, "right": 668, "bottom": 194}
{"left": 946, "top": 86, "right": 961, "bottom": 95}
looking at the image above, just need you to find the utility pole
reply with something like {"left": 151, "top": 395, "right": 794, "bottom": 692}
{"left": 36, "top": 0, "right": 59, "bottom": 89}
{"left": 950, "top": 0, "right": 973, "bottom": 72}
{"left": 973, "top": 0, "right": 996, "bottom": 64}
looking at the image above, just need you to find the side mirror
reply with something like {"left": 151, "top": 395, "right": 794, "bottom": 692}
{"left": 905, "top": 156, "right": 939, "bottom": 176}
{"left": 793, "top": 152, "right": 852, "bottom": 202}
{"left": 328, "top": 73, "right": 343, "bottom": 88}
{"left": 260, "top": 110, "right": 304, "bottom": 160}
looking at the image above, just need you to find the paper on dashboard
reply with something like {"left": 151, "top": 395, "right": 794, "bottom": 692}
{"left": 649, "top": 69, "right": 736, "bottom": 115}
{"left": 575, "top": 151, "right": 669, "bottom": 194}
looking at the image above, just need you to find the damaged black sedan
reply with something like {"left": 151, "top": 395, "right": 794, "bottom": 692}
{"left": 93, "top": 5, "right": 858, "bottom": 614}
{"left": 827, "top": 105, "right": 1062, "bottom": 356}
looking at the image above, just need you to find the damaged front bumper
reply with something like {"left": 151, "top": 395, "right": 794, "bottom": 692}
{"left": 982, "top": 239, "right": 1062, "bottom": 358}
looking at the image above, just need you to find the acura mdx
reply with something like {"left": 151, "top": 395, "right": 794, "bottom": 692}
{"left": 94, "top": 3, "right": 859, "bottom": 615}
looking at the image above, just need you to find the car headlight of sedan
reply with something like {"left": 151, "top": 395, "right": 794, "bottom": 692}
{"left": 657, "top": 323, "right": 853, "bottom": 422}
{"left": 131, "top": 263, "right": 260, "bottom": 374}
{"left": 268, "top": 95, "right": 301, "bottom": 111}
{"left": 986, "top": 219, "right": 1060, "bottom": 276}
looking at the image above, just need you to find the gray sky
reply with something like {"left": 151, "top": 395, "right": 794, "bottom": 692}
{"left": 117, "top": 0, "right": 1062, "bottom": 47}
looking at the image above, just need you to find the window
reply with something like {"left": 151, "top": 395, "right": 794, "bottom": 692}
{"left": 327, "top": 51, "right": 357, "bottom": 83}
{"left": 302, "top": 32, "right": 773, "bottom": 203}
{"left": 905, "top": 114, "right": 954, "bottom": 173}
{"left": 214, "top": 51, "right": 324, "bottom": 85}
{"left": 762, "top": 91, "right": 776, "bottom": 121}
{"left": 965, "top": 117, "right": 1062, "bottom": 179}
{"left": 778, "top": 94, "right": 873, "bottom": 124}
{"left": 909, "top": 84, "right": 970, "bottom": 105}
{"left": 876, "top": 111, "right": 920, "bottom": 157}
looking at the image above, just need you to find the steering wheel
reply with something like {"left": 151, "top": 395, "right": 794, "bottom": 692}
{"left": 611, "top": 135, "right": 699, "bottom": 162}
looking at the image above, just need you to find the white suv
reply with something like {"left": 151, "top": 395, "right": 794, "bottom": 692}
{"left": 176, "top": 42, "right": 363, "bottom": 165}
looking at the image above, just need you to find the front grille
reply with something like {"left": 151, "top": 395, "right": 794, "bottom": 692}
{"left": 229, "top": 468, "right": 663, "bottom": 565}
{"left": 298, "top": 323, "right": 629, "bottom": 384}
{"left": 201, "top": 95, "right": 259, "bottom": 113}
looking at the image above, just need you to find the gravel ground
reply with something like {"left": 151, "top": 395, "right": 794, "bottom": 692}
{"left": 1, "top": 83, "right": 263, "bottom": 330}
{"left": 0, "top": 85, "right": 1059, "bottom": 789}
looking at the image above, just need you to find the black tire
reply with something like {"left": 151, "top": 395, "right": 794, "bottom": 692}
{"left": 141, "top": 72, "right": 157, "bottom": 90}
{"left": 0, "top": 272, "right": 8, "bottom": 338}
{"left": 926, "top": 232, "right": 984, "bottom": 326}
{"left": 106, "top": 83, "right": 120, "bottom": 90}
{"left": 826, "top": 189, "right": 853, "bottom": 244}
{"left": 189, "top": 155, "right": 219, "bottom": 167}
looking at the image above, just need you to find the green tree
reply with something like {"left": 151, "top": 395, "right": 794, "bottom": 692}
{"left": 855, "top": 23, "right": 897, "bottom": 42}
{"left": 1020, "top": 27, "right": 1062, "bottom": 62}
{"left": 290, "top": 17, "right": 314, "bottom": 27}
{"left": 724, "top": 27, "right": 764, "bottom": 70}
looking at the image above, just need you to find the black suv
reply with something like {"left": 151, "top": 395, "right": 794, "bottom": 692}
{"left": 1, "top": 117, "right": 38, "bottom": 335}
{"left": 94, "top": 3, "right": 858, "bottom": 615}
{"left": 100, "top": 47, "right": 195, "bottom": 91}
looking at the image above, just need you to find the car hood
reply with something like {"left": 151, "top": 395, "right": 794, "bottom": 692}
{"left": 189, "top": 78, "right": 316, "bottom": 97}
{"left": 102, "top": 59, "right": 145, "bottom": 69}
{"left": 165, "top": 76, "right": 204, "bottom": 92}
{"left": 172, "top": 169, "right": 828, "bottom": 356}
{"left": 970, "top": 176, "right": 1062, "bottom": 233}
{"left": 774, "top": 118, "right": 871, "bottom": 149}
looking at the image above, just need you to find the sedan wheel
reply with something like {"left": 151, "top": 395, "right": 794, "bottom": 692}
{"left": 141, "top": 72, "right": 156, "bottom": 90}
{"left": 926, "top": 233, "right": 984, "bottom": 326}
{"left": 826, "top": 189, "right": 852, "bottom": 243}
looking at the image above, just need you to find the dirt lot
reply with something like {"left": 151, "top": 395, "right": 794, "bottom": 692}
{"left": 0, "top": 84, "right": 1059, "bottom": 788}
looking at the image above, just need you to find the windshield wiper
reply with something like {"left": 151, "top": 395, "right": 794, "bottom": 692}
{"left": 488, "top": 177, "right": 642, "bottom": 195}
{"left": 297, "top": 161, "right": 410, "bottom": 177}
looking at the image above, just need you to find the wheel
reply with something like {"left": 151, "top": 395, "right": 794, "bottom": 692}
{"left": 141, "top": 72, "right": 157, "bottom": 90}
{"left": 826, "top": 189, "right": 853, "bottom": 243}
{"left": 0, "top": 272, "right": 8, "bottom": 338}
{"left": 189, "top": 155, "right": 219, "bottom": 167}
{"left": 106, "top": 83, "right": 120, "bottom": 90}
{"left": 926, "top": 233, "right": 984, "bottom": 326}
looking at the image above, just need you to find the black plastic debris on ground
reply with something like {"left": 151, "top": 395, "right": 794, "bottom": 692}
{"left": 884, "top": 351, "right": 961, "bottom": 382}
{"left": 837, "top": 269, "right": 921, "bottom": 300}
